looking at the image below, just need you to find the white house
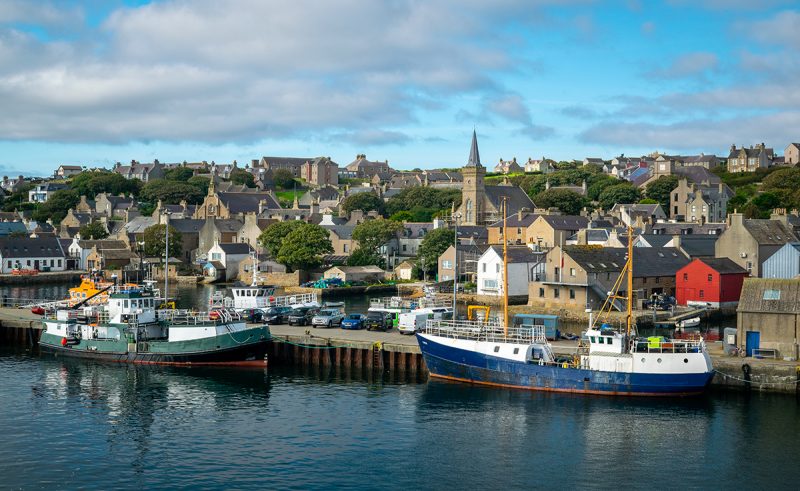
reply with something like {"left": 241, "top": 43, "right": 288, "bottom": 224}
{"left": 477, "top": 245, "right": 544, "bottom": 297}
{"left": 610, "top": 203, "right": 666, "bottom": 227}
{"left": 206, "top": 241, "right": 254, "bottom": 281}
{"left": 28, "top": 182, "right": 68, "bottom": 203}
{"left": 68, "top": 238, "right": 131, "bottom": 270}
{"left": 0, "top": 237, "right": 67, "bottom": 273}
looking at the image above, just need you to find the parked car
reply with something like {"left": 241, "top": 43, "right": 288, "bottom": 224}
{"left": 365, "top": 311, "right": 392, "bottom": 331}
{"left": 287, "top": 307, "right": 318, "bottom": 326}
{"left": 340, "top": 313, "right": 366, "bottom": 330}
{"left": 312, "top": 308, "right": 345, "bottom": 328}
{"left": 262, "top": 306, "right": 293, "bottom": 325}
{"left": 239, "top": 308, "right": 265, "bottom": 323}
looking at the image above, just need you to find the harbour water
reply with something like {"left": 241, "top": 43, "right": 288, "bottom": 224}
{"left": 1, "top": 347, "right": 799, "bottom": 490}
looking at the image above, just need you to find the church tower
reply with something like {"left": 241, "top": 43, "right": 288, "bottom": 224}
{"left": 461, "top": 130, "right": 485, "bottom": 225}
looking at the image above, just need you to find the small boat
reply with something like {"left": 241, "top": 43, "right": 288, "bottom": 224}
{"left": 31, "top": 306, "right": 45, "bottom": 315}
{"left": 323, "top": 301, "right": 345, "bottom": 308}
{"left": 676, "top": 317, "right": 701, "bottom": 329}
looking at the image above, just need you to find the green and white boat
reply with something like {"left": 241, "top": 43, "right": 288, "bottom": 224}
{"left": 39, "top": 284, "right": 271, "bottom": 366}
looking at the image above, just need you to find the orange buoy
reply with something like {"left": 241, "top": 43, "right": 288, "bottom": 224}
{"left": 61, "top": 337, "right": 67, "bottom": 346}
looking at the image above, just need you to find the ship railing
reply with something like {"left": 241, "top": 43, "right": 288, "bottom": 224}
{"left": 2, "top": 297, "right": 71, "bottom": 309}
{"left": 424, "top": 319, "right": 546, "bottom": 344}
{"left": 370, "top": 296, "right": 451, "bottom": 311}
{"left": 631, "top": 337, "right": 706, "bottom": 354}
{"left": 156, "top": 309, "right": 243, "bottom": 326}
{"left": 265, "top": 293, "right": 318, "bottom": 307}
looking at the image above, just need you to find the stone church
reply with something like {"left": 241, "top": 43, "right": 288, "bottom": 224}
{"left": 457, "top": 131, "right": 535, "bottom": 226}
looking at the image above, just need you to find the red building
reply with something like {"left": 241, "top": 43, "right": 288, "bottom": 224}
{"left": 675, "top": 258, "right": 749, "bottom": 307}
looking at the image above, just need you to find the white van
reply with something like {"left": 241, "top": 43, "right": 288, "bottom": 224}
{"left": 398, "top": 307, "right": 453, "bottom": 335}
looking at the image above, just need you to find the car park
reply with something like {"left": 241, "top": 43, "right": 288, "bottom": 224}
{"left": 311, "top": 308, "right": 345, "bottom": 328}
{"left": 262, "top": 306, "right": 293, "bottom": 324}
{"left": 287, "top": 307, "right": 318, "bottom": 326}
{"left": 365, "top": 311, "right": 392, "bottom": 331}
{"left": 340, "top": 313, "right": 366, "bottom": 330}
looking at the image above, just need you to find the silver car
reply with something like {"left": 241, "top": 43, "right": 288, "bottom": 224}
{"left": 311, "top": 308, "right": 345, "bottom": 328}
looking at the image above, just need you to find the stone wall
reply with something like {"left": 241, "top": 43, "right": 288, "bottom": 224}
{"left": 264, "top": 271, "right": 307, "bottom": 287}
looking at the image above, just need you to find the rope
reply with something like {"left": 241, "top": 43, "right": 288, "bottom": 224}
{"left": 714, "top": 369, "right": 800, "bottom": 386}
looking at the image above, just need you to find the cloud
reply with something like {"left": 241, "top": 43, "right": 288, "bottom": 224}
{"left": 0, "top": 0, "right": 591, "bottom": 146}
{"left": 649, "top": 52, "right": 718, "bottom": 79}
{"left": 515, "top": 124, "right": 556, "bottom": 141}
{"left": 745, "top": 10, "right": 800, "bottom": 49}
{"left": 561, "top": 105, "right": 599, "bottom": 119}
{"left": 331, "top": 130, "right": 412, "bottom": 147}
{"left": 666, "top": 0, "right": 794, "bottom": 10}
{"left": 579, "top": 111, "right": 800, "bottom": 150}
{"left": 484, "top": 94, "right": 532, "bottom": 125}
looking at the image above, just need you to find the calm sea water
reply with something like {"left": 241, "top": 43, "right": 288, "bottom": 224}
{"left": 1, "top": 347, "right": 799, "bottom": 490}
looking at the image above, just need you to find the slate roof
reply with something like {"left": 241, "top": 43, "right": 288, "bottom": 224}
{"left": 488, "top": 212, "right": 540, "bottom": 228}
{"left": 77, "top": 239, "right": 128, "bottom": 250}
{"left": 0, "top": 237, "right": 65, "bottom": 258}
{"left": 737, "top": 278, "right": 800, "bottom": 313}
{"left": 673, "top": 166, "right": 720, "bottom": 185}
{"left": 466, "top": 130, "right": 481, "bottom": 167}
{"left": 487, "top": 245, "right": 543, "bottom": 264}
{"left": 457, "top": 225, "right": 488, "bottom": 243}
{"left": 650, "top": 222, "right": 726, "bottom": 235}
{"left": 218, "top": 192, "right": 281, "bottom": 213}
{"left": 638, "top": 234, "right": 672, "bottom": 248}
{"left": 0, "top": 222, "right": 28, "bottom": 236}
{"left": 676, "top": 236, "right": 718, "bottom": 257}
{"left": 169, "top": 219, "right": 204, "bottom": 234}
{"left": 402, "top": 222, "right": 434, "bottom": 238}
{"left": 565, "top": 246, "right": 689, "bottom": 277}
{"left": 96, "top": 248, "right": 136, "bottom": 260}
{"left": 218, "top": 243, "right": 253, "bottom": 255}
{"left": 567, "top": 229, "right": 610, "bottom": 242}
{"left": 124, "top": 216, "right": 157, "bottom": 234}
{"left": 696, "top": 257, "right": 748, "bottom": 275}
{"left": 212, "top": 219, "right": 244, "bottom": 233}
{"left": 539, "top": 215, "right": 589, "bottom": 230}
{"left": 260, "top": 156, "right": 311, "bottom": 167}
{"left": 324, "top": 225, "right": 356, "bottom": 240}
{"left": 485, "top": 185, "right": 535, "bottom": 214}
{"left": 328, "top": 265, "right": 385, "bottom": 273}
{"left": 742, "top": 219, "right": 798, "bottom": 245}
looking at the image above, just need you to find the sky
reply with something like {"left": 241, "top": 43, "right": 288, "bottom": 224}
{"left": 0, "top": 0, "right": 799, "bottom": 176}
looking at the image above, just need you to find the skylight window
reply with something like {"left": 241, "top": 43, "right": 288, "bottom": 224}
{"left": 763, "top": 289, "right": 781, "bottom": 300}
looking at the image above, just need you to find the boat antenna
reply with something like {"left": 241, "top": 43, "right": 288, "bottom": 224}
{"left": 250, "top": 249, "right": 259, "bottom": 287}
{"left": 502, "top": 196, "right": 509, "bottom": 336}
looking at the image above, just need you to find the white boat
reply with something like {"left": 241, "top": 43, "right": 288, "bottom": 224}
{"left": 676, "top": 317, "right": 701, "bottom": 329}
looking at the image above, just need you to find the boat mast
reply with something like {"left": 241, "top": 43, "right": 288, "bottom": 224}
{"left": 502, "top": 197, "right": 509, "bottom": 336}
{"left": 626, "top": 225, "right": 633, "bottom": 336}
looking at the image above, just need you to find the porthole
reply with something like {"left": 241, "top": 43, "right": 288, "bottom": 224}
{"left": 657, "top": 358, "right": 662, "bottom": 363}
{"left": 684, "top": 358, "right": 689, "bottom": 363}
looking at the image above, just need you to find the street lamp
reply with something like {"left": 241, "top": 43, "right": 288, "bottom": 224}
{"left": 163, "top": 210, "right": 172, "bottom": 304}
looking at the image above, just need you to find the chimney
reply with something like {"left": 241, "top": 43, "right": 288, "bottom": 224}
{"left": 258, "top": 199, "right": 268, "bottom": 214}
{"left": 730, "top": 211, "right": 744, "bottom": 228}
{"left": 770, "top": 208, "right": 789, "bottom": 227}
{"left": 576, "top": 228, "right": 588, "bottom": 245}
{"left": 350, "top": 209, "right": 364, "bottom": 223}
{"left": 311, "top": 199, "right": 319, "bottom": 216}
{"left": 517, "top": 209, "right": 523, "bottom": 221}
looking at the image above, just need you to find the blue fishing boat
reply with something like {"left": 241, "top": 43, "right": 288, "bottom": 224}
{"left": 416, "top": 204, "right": 714, "bottom": 396}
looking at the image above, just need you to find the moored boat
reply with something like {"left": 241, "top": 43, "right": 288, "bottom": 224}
{"left": 39, "top": 284, "right": 270, "bottom": 366}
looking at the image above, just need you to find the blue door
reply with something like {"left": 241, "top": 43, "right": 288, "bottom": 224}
{"left": 745, "top": 331, "right": 760, "bottom": 357}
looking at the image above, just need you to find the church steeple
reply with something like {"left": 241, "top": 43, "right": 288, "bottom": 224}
{"left": 467, "top": 129, "right": 481, "bottom": 167}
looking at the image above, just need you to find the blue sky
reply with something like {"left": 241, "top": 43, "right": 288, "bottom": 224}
{"left": 0, "top": 0, "right": 798, "bottom": 175}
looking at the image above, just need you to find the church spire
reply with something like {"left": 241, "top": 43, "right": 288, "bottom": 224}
{"left": 467, "top": 129, "right": 481, "bottom": 167}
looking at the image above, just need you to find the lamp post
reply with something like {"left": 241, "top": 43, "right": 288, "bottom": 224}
{"left": 452, "top": 212, "right": 462, "bottom": 310}
{"left": 163, "top": 210, "right": 171, "bottom": 303}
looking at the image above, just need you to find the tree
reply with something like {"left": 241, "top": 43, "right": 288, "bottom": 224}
{"left": 140, "top": 180, "right": 205, "bottom": 204}
{"left": 32, "top": 189, "right": 80, "bottom": 224}
{"left": 644, "top": 175, "right": 680, "bottom": 211}
{"left": 598, "top": 183, "right": 642, "bottom": 210}
{"left": 164, "top": 167, "right": 195, "bottom": 181}
{"left": 272, "top": 169, "right": 297, "bottom": 189}
{"left": 143, "top": 224, "right": 182, "bottom": 259}
{"left": 341, "top": 192, "right": 384, "bottom": 215}
{"left": 532, "top": 189, "right": 589, "bottom": 215}
{"left": 1, "top": 182, "right": 34, "bottom": 212}
{"left": 230, "top": 168, "right": 256, "bottom": 188}
{"left": 586, "top": 175, "right": 620, "bottom": 201}
{"left": 79, "top": 222, "right": 109, "bottom": 240}
{"left": 70, "top": 170, "right": 141, "bottom": 198}
{"left": 187, "top": 175, "right": 211, "bottom": 195}
{"left": 762, "top": 167, "right": 800, "bottom": 193}
{"left": 417, "top": 227, "right": 455, "bottom": 275}
{"left": 346, "top": 247, "right": 382, "bottom": 267}
{"left": 275, "top": 223, "right": 333, "bottom": 272}
{"left": 638, "top": 198, "right": 659, "bottom": 204}
{"left": 258, "top": 221, "right": 306, "bottom": 258}
{"left": 389, "top": 211, "right": 414, "bottom": 222}
{"left": 384, "top": 187, "right": 461, "bottom": 217}
{"left": 352, "top": 219, "right": 404, "bottom": 256}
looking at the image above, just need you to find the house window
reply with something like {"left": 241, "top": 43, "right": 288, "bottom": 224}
{"left": 483, "top": 279, "right": 498, "bottom": 289}
{"left": 699, "top": 290, "right": 704, "bottom": 298}
{"left": 707, "top": 274, "right": 712, "bottom": 282}
{"left": 570, "top": 268, "right": 576, "bottom": 277}
{"left": 482, "top": 263, "right": 486, "bottom": 273}
{"left": 683, "top": 273, "right": 688, "bottom": 281}
{"left": 569, "top": 289, "right": 575, "bottom": 300}
{"left": 443, "top": 260, "right": 452, "bottom": 269}
{"left": 554, "top": 267, "right": 560, "bottom": 278}
{"left": 746, "top": 261, "right": 752, "bottom": 273}
{"left": 496, "top": 264, "right": 500, "bottom": 273}
{"left": 402, "top": 244, "right": 407, "bottom": 252}
{"left": 343, "top": 244, "right": 349, "bottom": 253}
{"left": 57, "top": 259, "right": 62, "bottom": 267}
{"left": 655, "top": 277, "right": 660, "bottom": 283}
{"left": 553, "top": 288, "right": 560, "bottom": 298}
{"left": 539, "top": 288, "right": 545, "bottom": 298}
{"left": 211, "top": 253, "right": 221, "bottom": 260}
{"left": 26, "top": 260, "right": 30, "bottom": 266}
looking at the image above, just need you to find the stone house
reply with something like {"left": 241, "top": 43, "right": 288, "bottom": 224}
{"left": 437, "top": 243, "right": 489, "bottom": 283}
{"left": 610, "top": 203, "right": 666, "bottom": 227}
{"left": 714, "top": 212, "right": 798, "bottom": 277}
{"left": 493, "top": 157, "right": 524, "bottom": 174}
{"left": 323, "top": 265, "right": 385, "bottom": 283}
{"left": 785, "top": 143, "right": 800, "bottom": 166}
{"left": 194, "top": 180, "right": 281, "bottom": 219}
{"left": 324, "top": 225, "right": 357, "bottom": 256}
{"left": 737, "top": 278, "right": 800, "bottom": 358}
{"left": 394, "top": 260, "right": 415, "bottom": 281}
{"left": 54, "top": 165, "right": 83, "bottom": 178}
{"left": 345, "top": 155, "right": 392, "bottom": 177}
{"left": 302, "top": 157, "right": 339, "bottom": 186}
{"left": 486, "top": 211, "right": 539, "bottom": 245}
{"left": 527, "top": 246, "right": 689, "bottom": 311}
{"left": 679, "top": 154, "right": 719, "bottom": 169}
{"left": 1, "top": 176, "right": 26, "bottom": 193}
{"left": 95, "top": 193, "right": 135, "bottom": 218}
{"left": 526, "top": 215, "right": 589, "bottom": 249}
{"left": 113, "top": 160, "right": 165, "bottom": 182}
{"left": 669, "top": 178, "right": 732, "bottom": 223}
{"left": 68, "top": 238, "right": 129, "bottom": 270}
{"left": 197, "top": 218, "right": 243, "bottom": 260}
{"left": 167, "top": 218, "right": 204, "bottom": 263}
{"left": 727, "top": 144, "right": 774, "bottom": 173}
{"left": 86, "top": 246, "right": 136, "bottom": 271}
{"left": 206, "top": 242, "right": 254, "bottom": 281}
{"left": 525, "top": 157, "right": 553, "bottom": 173}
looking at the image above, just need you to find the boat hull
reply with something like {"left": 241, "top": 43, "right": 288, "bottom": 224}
{"left": 39, "top": 326, "right": 271, "bottom": 367}
{"left": 417, "top": 333, "right": 714, "bottom": 397}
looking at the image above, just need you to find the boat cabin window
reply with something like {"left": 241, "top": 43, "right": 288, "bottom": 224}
{"left": 590, "top": 336, "right": 596, "bottom": 343}
{"left": 493, "top": 346, "right": 500, "bottom": 353}
{"left": 598, "top": 337, "right": 604, "bottom": 344}
{"left": 513, "top": 348, "right": 519, "bottom": 354}
{"left": 606, "top": 337, "right": 613, "bottom": 345}
{"left": 124, "top": 300, "right": 129, "bottom": 308}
